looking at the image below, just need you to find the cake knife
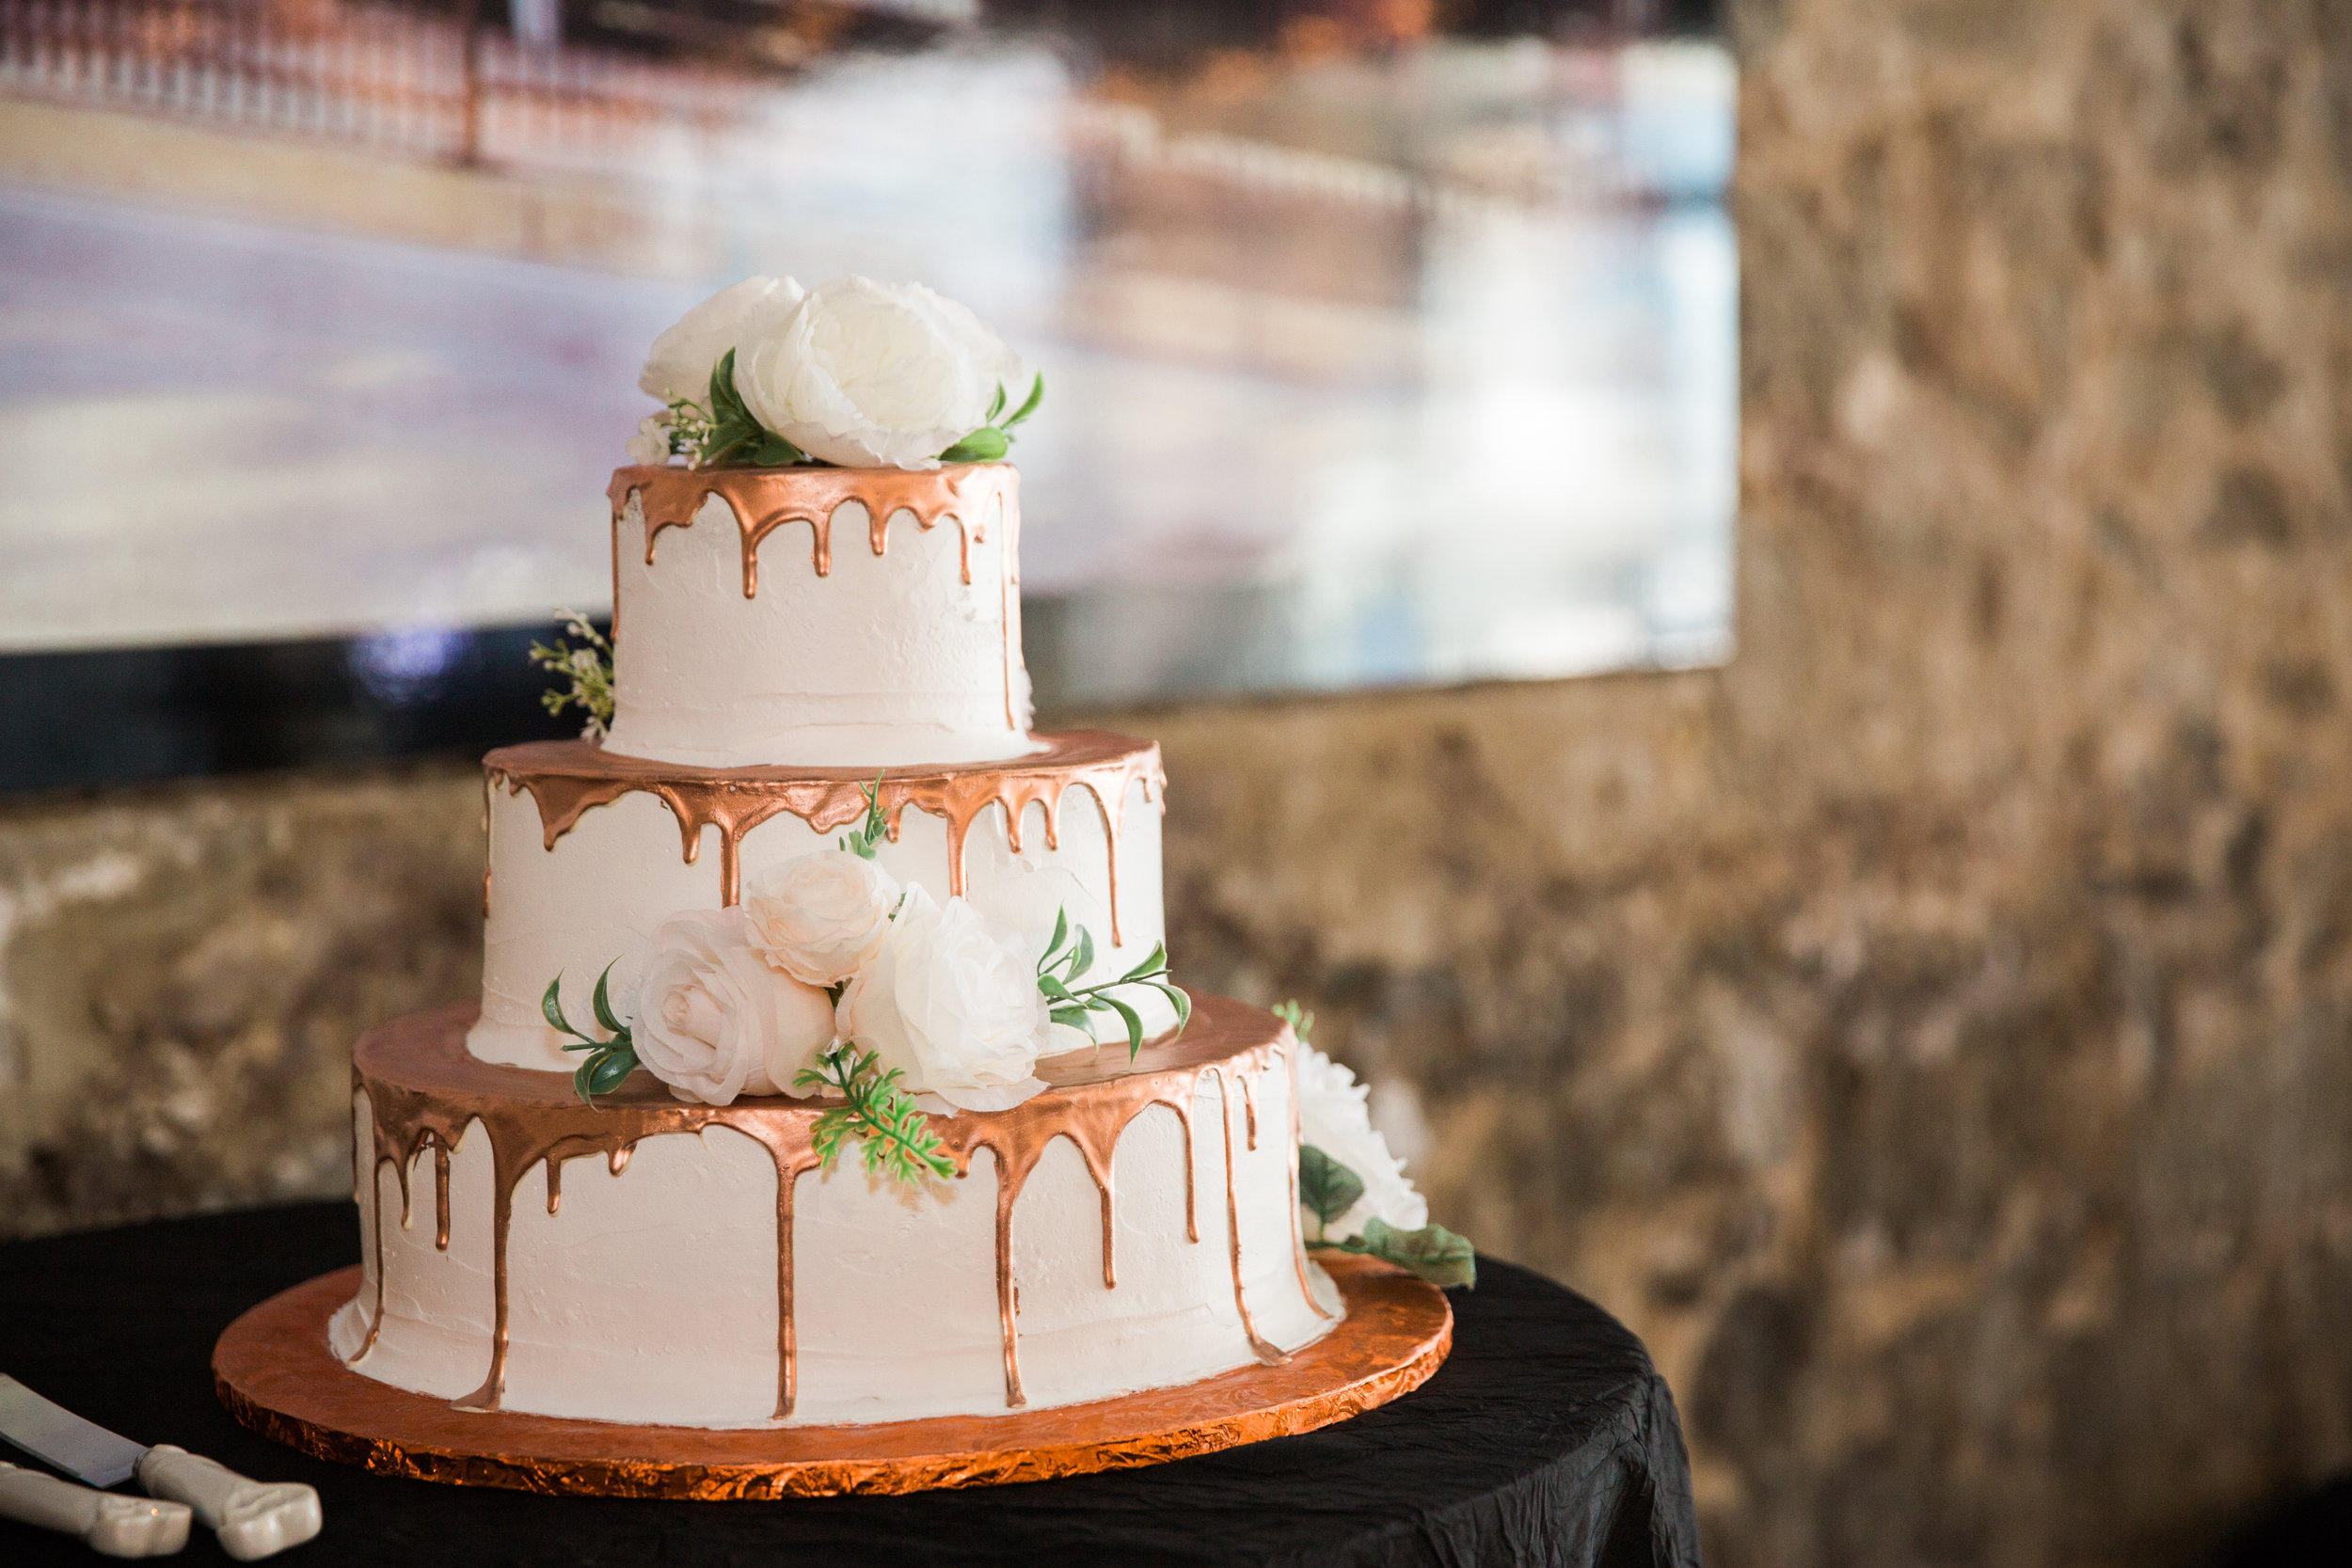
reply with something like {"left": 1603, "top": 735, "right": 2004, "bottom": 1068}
{"left": 0, "top": 1377, "right": 321, "bottom": 1560}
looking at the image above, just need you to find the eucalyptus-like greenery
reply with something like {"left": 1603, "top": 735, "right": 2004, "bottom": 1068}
{"left": 544, "top": 963, "right": 641, "bottom": 1105}
{"left": 794, "top": 1043, "right": 958, "bottom": 1185}
{"left": 695, "top": 349, "right": 808, "bottom": 468}
{"left": 1283, "top": 997, "right": 1478, "bottom": 1290}
{"left": 1298, "top": 1145, "right": 1364, "bottom": 1236}
{"left": 938, "top": 373, "right": 1044, "bottom": 464}
{"left": 837, "top": 774, "right": 890, "bottom": 862}
{"left": 528, "top": 610, "right": 614, "bottom": 737}
{"left": 1035, "top": 907, "right": 1189, "bottom": 1060}
{"left": 1298, "top": 1144, "right": 1478, "bottom": 1289}
{"left": 1311, "top": 1215, "right": 1478, "bottom": 1290}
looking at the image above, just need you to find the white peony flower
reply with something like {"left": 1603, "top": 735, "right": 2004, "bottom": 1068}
{"left": 833, "top": 884, "right": 1052, "bottom": 1112}
{"left": 625, "top": 413, "right": 674, "bottom": 467}
{"left": 734, "top": 277, "right": 1024, "bottom": 470}
{"left": 639, "top": 276, "right": 806, "bottom": 407}
{"left": 741, "top": 850, "right": 902, "bottom": 988}
{"left": 1295, "top": 1042, "right": 1427, "bottom": 1243}
{"left": 630, "top": 907, "right": 835, "bottom": 1106}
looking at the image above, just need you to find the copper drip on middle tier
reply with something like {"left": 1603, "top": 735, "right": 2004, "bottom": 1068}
{"left": 486, "top": 733, "right": 1164, "bottom": 942}
{"left": 345, "top": 997, "right": 1313, "bottom": 1421}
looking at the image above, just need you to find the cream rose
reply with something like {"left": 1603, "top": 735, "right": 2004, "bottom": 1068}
{"left": 639, "top": 276, "right": 806, "bottom": 407}
{"left": 734, "top": 277, "right": 1024, "bottom": 469}
{"left": 741, "top": 850, "right": 902, "bottom": 987}
{"left": 630, "top": 907, "right": 835, "bottom": 1106}
{"left": 833, "top": 885, "right": 1053, "bottom": 1112}
{"left": 1295, "top": 1042, "right": 1427, "bottom": 1243}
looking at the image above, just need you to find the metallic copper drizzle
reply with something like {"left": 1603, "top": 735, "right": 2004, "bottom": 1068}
{"left": 487, "top": 733, "right": 1164, "bottom": 933}
{"left": 1208, "top": 1067, "right": 1291, "bottom": 1369}
{"left": 610, "top": 464, "right": 1009, "bottom": 599}
{"left": 1280, "top": 1026, "right": 1338, "bottom": 1321}
{"left": 347, "top": 997, "right": 1305, "bottom": 1417}
{"left": 432, "top": 1140, "right": 452, "bottom": 1252}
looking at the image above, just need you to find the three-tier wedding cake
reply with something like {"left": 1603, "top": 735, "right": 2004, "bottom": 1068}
{"left": 323, "top": 277, "right": 1457, "bottom": 1437}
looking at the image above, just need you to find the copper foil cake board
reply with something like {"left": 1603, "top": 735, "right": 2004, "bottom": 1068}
{"left": 214, "top": 1257, "right": 1451, "bottom": 1498}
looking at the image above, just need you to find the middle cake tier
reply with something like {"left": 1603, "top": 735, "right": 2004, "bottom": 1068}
{"left": 471, "top": 731, "right": 1174, "bottom": 1072}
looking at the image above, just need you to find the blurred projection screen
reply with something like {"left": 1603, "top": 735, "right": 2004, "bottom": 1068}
{"left": 0, "top": 4, "right": 1735, "bottom": 709}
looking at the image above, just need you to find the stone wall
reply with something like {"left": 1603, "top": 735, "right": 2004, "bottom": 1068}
{"left": 4, "top": 0, "right": 2350, "bottom": 1562}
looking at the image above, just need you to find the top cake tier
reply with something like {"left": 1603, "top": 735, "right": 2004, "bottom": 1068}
{"left": 601, "top": 463, "right": 1041, "bottom": 769}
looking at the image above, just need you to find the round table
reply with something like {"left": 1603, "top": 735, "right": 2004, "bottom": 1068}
{"left": 0, "top": 1203, "right": 1700, "bottom": 1567}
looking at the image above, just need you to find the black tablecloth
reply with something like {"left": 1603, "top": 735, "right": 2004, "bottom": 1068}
{"left": 0, "top": 1203, "right": 1700, "bottom": 1567}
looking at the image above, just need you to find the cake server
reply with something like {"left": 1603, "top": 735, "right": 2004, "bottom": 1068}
{"left": 0, "top": 1377, "right": 321, "bottom": 1560}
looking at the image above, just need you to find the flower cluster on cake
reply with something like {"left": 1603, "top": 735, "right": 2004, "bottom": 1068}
{"left": 328, "top": 277, "right": 1468, "bottom": 1437}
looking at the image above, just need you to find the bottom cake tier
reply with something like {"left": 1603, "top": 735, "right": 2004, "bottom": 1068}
{"left": 329, "top": 998, "right": 1342, "bottom": 1430}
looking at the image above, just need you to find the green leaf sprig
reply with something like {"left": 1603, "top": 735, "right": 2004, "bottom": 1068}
{"left": 544, "top": 964, "right": 641, "bottom": 1105}
{"left": 1299, "top": 1141, "right": 1475, "bottom": 1288}
{"left": 1034, "top": 906, "right": 1189, "bottom": 1060}
{"left": 528, "top": 610, "right": 614, "bottom": 737}
{"left": 938, "top": 372, "right": 1043, "bottom": 464}
{"left": 1298, "top": 1145, "right": 1364, "bottom": 1240}
{"left": 793, "top": 1043, "right": 958, "bottom": 1185}
{"left": 1310, "top": 1213, "right": 1478, "bottom": 1291}
{"left": 1286, "top": 999, "right": 1475, "bottom": 1288}
{"left": 696, "top": 349, "right": 811, "bottom": 469}
{"left": 838, "top": 773, "right": 889, "bottom": 860}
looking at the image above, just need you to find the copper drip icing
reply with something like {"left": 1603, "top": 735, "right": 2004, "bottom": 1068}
{"left": 347, "top": 996, "right": 1308, "bottom": 1416}
{"left": 1239, "top": 1074, "right": 1259, "bottom": 1151}
{"left": 432, "top": 1141, "right": 453, "bottom": 1251}
{"left": 1279, "top": 1033, "right": 1338, "bottom": 1322}
{"left": 610, "top": 464, "right": 1009, "bottom": 600}
{"left": 486, "top": 732, "right": 1165, "bottom": 924}
{"left": 479, "top": 774, "right": 494, "bottom": 921}
{"left": 1208, "top": 1068, "right": 1292, "bottom": 1369}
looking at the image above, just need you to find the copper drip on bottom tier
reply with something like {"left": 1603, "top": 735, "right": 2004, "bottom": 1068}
{"left": 347, "top": 996, "right": 1313, "bottom": 1419}
{"left": 485, "top": 732, "right": 1164, "bottom": 938}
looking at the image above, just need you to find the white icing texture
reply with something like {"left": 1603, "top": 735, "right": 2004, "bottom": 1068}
{"left": 469, "top": 740, "right": 1175, "bottom": 1072}
{"left": 602, "top": 476, "right": 1041, "bottom": 769}
{"left": 333, "top": 1041, "right": 1341, "bottom": 1429}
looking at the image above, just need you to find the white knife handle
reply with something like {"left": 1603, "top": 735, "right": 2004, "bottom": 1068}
{"left": 0, "top": 1460, "right": 191, "bottom": 1558}
{"left": 135, "top": 1448, "right": 320, "bottom": 1561}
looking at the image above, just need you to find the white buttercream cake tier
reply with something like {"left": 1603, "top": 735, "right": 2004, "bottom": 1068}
{"left": 469, "top": 731, "right": 1175, "bottom": 1070}
{"left": 601, "top": 463, "right": 1042, "bottom": 769}
{"left": 332, "top": 999, "right": 1343, "bottom": 1430}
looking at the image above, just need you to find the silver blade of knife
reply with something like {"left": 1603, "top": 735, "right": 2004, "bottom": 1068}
{"left": 0, "top": 1377, "right": 148, "bottom": 1489}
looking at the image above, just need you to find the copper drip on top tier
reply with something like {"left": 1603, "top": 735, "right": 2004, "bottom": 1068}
{"left": 485, "top": 732, "right": 1164, "bottom": 942}
{"left": 347, "top": 997, "right": 1312, "bottom": 1421}
{"left": 609, "top": 463, "right": 1012, "bottom": 597}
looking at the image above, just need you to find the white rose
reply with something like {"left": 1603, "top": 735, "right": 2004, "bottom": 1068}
{"left": 734, "top": 277, "right": 1024, "bottom": 470}
{"left": 625, "top": 413, "right": 674, "bottom": 467}
{"left": 639, "top": 276, "right": 806, "bottom": 407}
{"left": 630, "top": 907, "right": 835, "bottom": 1106}
{"left": 1295, "top": 1042, "right": 1427, "bottom": 1243}
{"left": 833, "top": 884, "right": 1052, "bottom": 1112}
{"left": 741, "top": 850, "right": 902, "bottom": 987}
